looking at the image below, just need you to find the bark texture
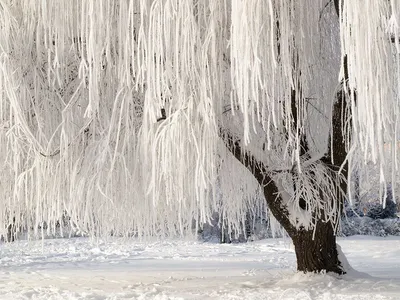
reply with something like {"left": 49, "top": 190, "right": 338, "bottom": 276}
{"left": 223, "top": 73, "right": 349, "bottom": 274}
{"left": 292, "top": 221, "right": 343, "bottom": 274}
{"left": 224, "top": 132, "right": 345, "bottom": 274}
{"left": 222, "top": 1, "right": 350, "bottom": 274}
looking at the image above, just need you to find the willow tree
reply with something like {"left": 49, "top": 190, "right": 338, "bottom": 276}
{"left": 1, "top": 1, "right": 400, "bottom": 274}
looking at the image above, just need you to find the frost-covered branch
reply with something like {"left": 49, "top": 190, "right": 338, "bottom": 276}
{"left": 222, "top": 131, "right": 296, "bottom": 236}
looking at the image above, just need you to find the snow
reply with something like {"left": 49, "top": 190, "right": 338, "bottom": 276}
{"left": 1, "top": 237, "right": 400, "bottom": 299}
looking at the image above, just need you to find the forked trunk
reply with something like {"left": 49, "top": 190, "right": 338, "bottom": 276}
{"left": 260, "top": 176, "right": 344, "bottom": 274}
{"left": 291, "top": 221, "right": 343, "bottom": 274}
{"left": 224, "top": 134, "right": 346, "bottom": 274}
{"left": 261, "top": 181, "right": 344, "bottom": 274}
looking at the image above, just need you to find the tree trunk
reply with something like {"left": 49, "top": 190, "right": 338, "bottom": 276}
{"left": 221, "top": 2, "right": 350, "bottom": 275}
{"left": 261, "top": 178, "right": 344, "bottom": 274}
{"left": 354, "top": 171, "right": 360, "bottom": 204}
{"left": 260, "top": 176, "right": 344, "bottom": 274}
{"left": 6, "top": 221, "right": 16, "bottom": 242}
{"left": 224, "top": 133, "right": 345, "bottom": 274}
{"left": 291, "top": 221, "right": 343, "bottom": 274}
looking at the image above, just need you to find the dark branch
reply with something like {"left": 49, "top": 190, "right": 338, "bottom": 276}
{"left": 40, "top": 149, "right": 61, "bottom": 158}
{"left": 222, "top": 132, "right": 297, "bottom": 236}
{"left": 156, "top": 108, "right": 167, "bottom": 122}
{"left": 333, "top": 0, "right": 340, "bottom": 17}
{"left": 40, "top": 120, "right": 93, "bottom": 158}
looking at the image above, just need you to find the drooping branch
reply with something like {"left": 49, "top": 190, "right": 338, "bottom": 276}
{"left": 39, "top": 119, "right": 93, "bottom": 158}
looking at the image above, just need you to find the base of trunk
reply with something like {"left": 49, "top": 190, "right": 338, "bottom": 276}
{"left": 292, "top": 222, "right": 344, "bottom": 274}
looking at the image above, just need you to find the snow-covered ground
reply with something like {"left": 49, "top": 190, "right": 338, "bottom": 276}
{"left": 1, "top": 236, "right": 400, "bottom": 299}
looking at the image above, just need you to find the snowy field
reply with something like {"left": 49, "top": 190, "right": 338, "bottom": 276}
{"left": 1, "top": 236, "right": 400, "bottom": 299}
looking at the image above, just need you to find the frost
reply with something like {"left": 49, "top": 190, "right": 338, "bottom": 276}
{"left": 0, "top": 1, "right": 399, "bottom": 238}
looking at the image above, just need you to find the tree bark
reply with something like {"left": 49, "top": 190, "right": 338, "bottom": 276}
{"left": 223, "top": 132, "right": 345, "bottom": 274}
{"left": 292, "top": 220, "right": 343, "bottom": 274}
{"left": 220, "top": 1, "right": 350, "bottom": 274}
{"left": 223, "top": 70, "right": 349, "bottom": 273}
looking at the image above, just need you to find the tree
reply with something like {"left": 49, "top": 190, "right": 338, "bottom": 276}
{"left": 1, "top": 0, "right": 400, "bottom": 275}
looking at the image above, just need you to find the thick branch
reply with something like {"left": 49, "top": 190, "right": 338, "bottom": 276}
{"left": 320, "top": 71, "right": 350, "bottom": 216}
{"left": 321, "top": 54, "right": 350, "bottom": 177}
{"left": 222, "top": 132, "right": 297, "bottom": 236}
{"left": 333, "top": 0, "right": 341, "bottom": 17}
{"left": 291, "top": 87, "right": 309, "bottom": 158}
